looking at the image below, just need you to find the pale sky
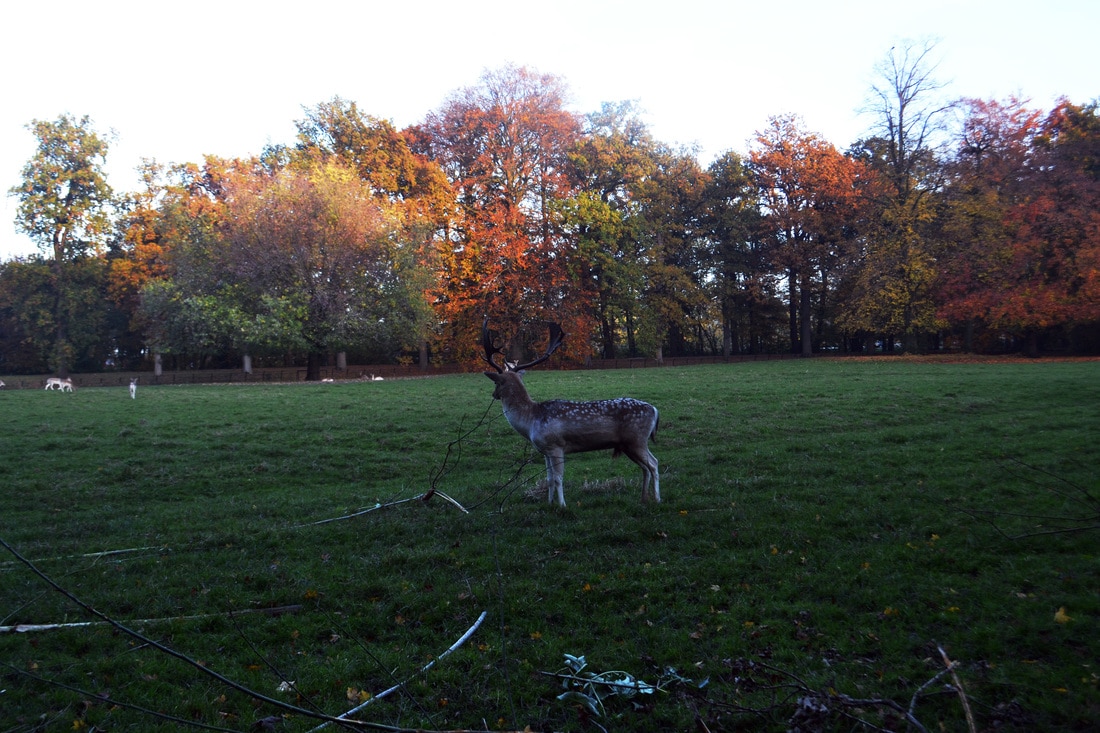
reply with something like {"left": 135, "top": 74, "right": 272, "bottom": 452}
{"left": 2, "top": 0, "right": 1096, "bottom": 259}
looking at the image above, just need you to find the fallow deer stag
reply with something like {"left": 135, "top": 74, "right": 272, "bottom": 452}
{"left": 482, "top": 319, "right": 660, "bottom": 507}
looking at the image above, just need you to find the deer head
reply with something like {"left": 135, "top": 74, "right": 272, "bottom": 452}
{"left": 481, "top": 317, "right": 564, "bottom": 375}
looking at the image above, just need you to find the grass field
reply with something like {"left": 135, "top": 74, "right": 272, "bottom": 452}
{"left": 1, "top": 358, "right": 1097, "bottom": 732}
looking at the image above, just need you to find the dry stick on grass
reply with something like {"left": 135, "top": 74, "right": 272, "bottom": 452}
{"left": 301, "top": 489, "right": 469, "bottom": 527}
{"left": 308, "top": 610, "right": 489, "bottom": 732}
{"left": 0, "top": 604, "right": 302, "bottom": 634}
{"left": 728, "top": 659, "right": 953, "bottom": 733}
{"left": 0, "top": 545, "right": 164, "bottom": 568}
{"left": 939, "top": 645, "right": 977, "bottom": 733}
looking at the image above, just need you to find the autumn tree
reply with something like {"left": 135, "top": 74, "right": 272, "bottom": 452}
{"left": 842, "top": 41, "right": 950, "bottom": 351}
{"left": 751, "top": 114, "right": 866, "bottom": 355}
{"left": 415, "top": 65, "right": 585, "bottom": 363}
{"left": 8, "top": 114, "right": 116, "bottom": 375}
{"left": 936, "top": 97, "right": 1043, "bottom": 350}
{"left": 143, "top": 159, "right": 429, "bottom": 378}
{"left": 289, "top": 98, "right": 455, "bottom": 365}
{"left": 137, "top": 157, "right": 264, "bottom": 368}
{"left": 939, "top": 100, "right": 1100, "bottom": 353}
{"left": 103, "top": 162, "right": 176, "bottom": 369}
{"left": 292, "top": 97, "right": 453, "bottom": 211}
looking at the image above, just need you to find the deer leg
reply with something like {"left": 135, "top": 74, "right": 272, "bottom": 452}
{"left": 543, "top": 454, "right": 555, "bottom": 503}
{"left": 647, "top": 450, "right": 660, "bottom": 503}
{"left": 626, "top": 447, "right": 660, "bottom": 503}
{"left": 544, "top": 450, "right": 566, "bottom": 507}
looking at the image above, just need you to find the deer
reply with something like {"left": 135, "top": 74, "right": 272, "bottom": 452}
{"left": 482, "top": 319, "right": 660, "bottom": 507}
{"left": 129, "top": 378, "right": 138, "bottom": 399}
{"left": 45, "top": 377, "right": 74, "bottom": 392}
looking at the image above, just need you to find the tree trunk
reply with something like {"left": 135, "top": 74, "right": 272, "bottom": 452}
{"left": 599, "top": 302, "right": 616, "bottom": 358}
{"left": 306, "top": 351, "right": 322, "bottom": 381}
{"left": 788, "top": 268, "right": 799, "bottom": 354}
{"left": 799, "top": 270, "right": 813, "bottom": 356}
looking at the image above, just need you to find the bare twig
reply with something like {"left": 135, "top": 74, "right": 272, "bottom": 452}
{"left": 1000, "top": 457, "right": 1098, "bottom": 508}
{"left": 939, "top": 645, "right": 976, "bottom": 733}
{"left": 0, "top": 604, "right": 302, "bottom": 634}
{"left": 300, "top": 488, "right": 469, "bottom": 527}
{"left": 310, "top": 610, "right": 489, "bottom": 731}
{"left": 0, "top": 545, "right": 164, "bottom": 569}
{"left": 956, "top": 458, "right": 1098, "bottom": 539}
{"left": 428, "top": 397, "right": 498, "bottom": 492}
{"left": 956, "top": 505, "right": 1099, "bottom": 540}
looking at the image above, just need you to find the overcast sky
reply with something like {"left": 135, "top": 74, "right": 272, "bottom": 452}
{"left": 2, "top": 0, "right": 1096, "bottom": 259}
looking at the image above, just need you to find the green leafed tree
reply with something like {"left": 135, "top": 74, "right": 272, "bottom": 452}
{"left": 142, "top": 159, "right": 432, "bottom": 378}
{"left": 701, "top": 151, "right": 774, "bottom": 355}
{"left": 8, "top": 114, "right": 115, "bottom": 375}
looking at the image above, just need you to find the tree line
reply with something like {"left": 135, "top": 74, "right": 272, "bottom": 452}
{"left": 3, "top": 43, "right": 1098, "bottom": 378}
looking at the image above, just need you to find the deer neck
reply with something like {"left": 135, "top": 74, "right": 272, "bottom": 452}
{"left": 498, "top": 378, "right": 540, "bottom": 438}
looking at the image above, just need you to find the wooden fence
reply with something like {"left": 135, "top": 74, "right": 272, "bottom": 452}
{"left": 0, "top": 352, "right": 804, "bottom": 390}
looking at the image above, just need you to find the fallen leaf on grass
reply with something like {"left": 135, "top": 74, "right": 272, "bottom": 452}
{"left": 1055, "top": 607, "right": 1073, "bottom": 624}
{"left": 346, "top": 686, "right": 370, "bottom": 703}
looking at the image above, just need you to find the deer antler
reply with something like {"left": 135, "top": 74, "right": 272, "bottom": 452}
{"left": 481, "top": 317, "right": 507, "bottom": 373}
{"left": 513, "top": 322, "right": 565, "bottom": 371}
{"left": 481, "top": 319, "right": 565, "bottom": 372}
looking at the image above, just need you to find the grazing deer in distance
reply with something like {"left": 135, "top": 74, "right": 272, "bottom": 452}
{"left": 482, "top": 319, "right": 660, "bottom": 507}
{"left": 129, "top": 378, "right": 138, "bottom": 399}
{"left": 45, "top": 377, "right": 74, "bottom": 392}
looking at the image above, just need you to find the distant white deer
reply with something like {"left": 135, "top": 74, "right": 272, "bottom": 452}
{"left": 45, "top": 377, "right": 74, "bottom": 392}
{"left": 129, "top": 378, "right": 137, "bottom": 399}
{"left": 482, "top": 319, "right": 660, "bottom": 507}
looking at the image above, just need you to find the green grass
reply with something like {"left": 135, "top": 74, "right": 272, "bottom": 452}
{"left": 1, "top": 359, "right": 1098, "bottom": 731}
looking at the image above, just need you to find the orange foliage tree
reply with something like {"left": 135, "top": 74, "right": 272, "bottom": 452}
{"left": 940, "top": 99, "right": 1100, "bottom": 352}
{"left": 751, "top": 114, "right": 867, "bottom": 354}
{"left": 413, "top": 65, "right": 589, "bottom": 364}
{"left": 289, "top": 98, "right": 455, "bottom": 364}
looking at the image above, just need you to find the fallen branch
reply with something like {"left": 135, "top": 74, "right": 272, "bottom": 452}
{"left": 301, "top": 489, "right": 469, "bottom": 527}
{"left": 0, "top": 604, "right": 302, "bottom": 634}
{"left": 939, "top": 645, "right": 977, "bottom": 733}
{"left": 0, "top": 545, "right": 165, "bottom": 569}
{"left": 309, "top": 610, "right": 489, "bottom": 731}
